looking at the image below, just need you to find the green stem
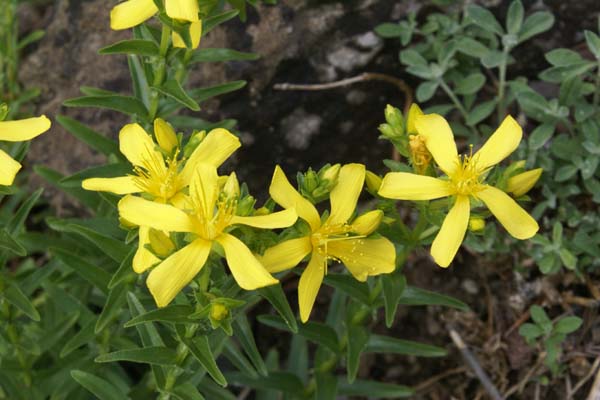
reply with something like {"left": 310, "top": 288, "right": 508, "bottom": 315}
{"left": 175, "top": 49, "right": 194, "bottom": 83}
{"left": 148, "top": 25, "right": 171, "bottom": 121}
{"left": 496, "top": 47, "right": 509, "bottom": 123}
{"left": 439, "top": 79, "right": 469, "bottom": 121}
{"left": 158, "top": 325, "right": 198, "bottom": 400}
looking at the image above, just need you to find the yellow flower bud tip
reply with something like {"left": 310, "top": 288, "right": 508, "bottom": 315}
{"left": 148, "top": 229, "right": 176, "bottom": 257}
{"left": 384, "top": 104, "right": 403, "bottom": 126}
{"left": 154, "top": 118, "right": 178, "bottom": 153}
{"left": 365, "top": 170, "right": 382, "bottom": 192}
{"left": 254, "top": 207, "right": 270, "bottom": 216}
{"left": 210, "top": 303, "right": 229, "bottom": 321}
{"left": 468, "top": 217, "right": 485, "bottom": 232}
{"left": 507, "top": 168, "right": 543, "bottom": 197}
{"left": 222, "top": 172, "right": 240, "bottom": 199}
{"left": 319, "top": 163, "right": 341, "bottom": 183}
{"left": 406, "top": 103, "right": 424, "bottom": 134}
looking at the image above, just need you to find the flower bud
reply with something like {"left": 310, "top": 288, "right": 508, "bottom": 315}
{"left": 210, "top": 302, "right": 229, "bottom": 322}
{"left": 406, "top": 103, "right": 424, "bottom": 134}
{"left": 507, "top": 168, "right": 543, "bottom": 197}
{"left": 468, "top": 217, "right": 485, "bottom": 232}
{"left": 222, "top": 172, "right": 240, "bottom": 200}
{"left": 236, "top": 195, "right": 256, "bottom": 217}
{"left": 318, "top": 163, "right": 341, "bottom": 184}
{"left": 0, "top": 103, "right": 8, "bottom": 121}
{"left": 154, "top": 118, "right": 178, "bottom": 154}
{"left": 378, "top": 123, "right": 400, "bottom": 140}
{"left": 384, "top": 104, "right": 404, "bottom": 130}
{"left": 183, "top": 130, "right": 206, "bottom": 158}
{"left": 303, "top": 169, "right": 319, "bottom": 194}
{"left": 365, "top": 170, "right": 382, "bottom": 193}
{"left": 148, "top": 229, "right": 175, "bottom": 257}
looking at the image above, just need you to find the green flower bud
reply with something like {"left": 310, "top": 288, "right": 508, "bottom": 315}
{"left": 183, "top": 130, "right": 206, "bottom": 158}
{"left": 0, "top": 103, "right": 8, "bottom": 121}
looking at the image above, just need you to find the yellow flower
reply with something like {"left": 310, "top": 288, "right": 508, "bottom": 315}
{"left": 405, "top": 103, "right": 432, "bottom": 174}
{"left": 118, "top": 163, "right": 298, "bottom": 307}
{"left": 378, "top": 114, "right": 539, "bottom": 268}
{"left": 83, "top": 119, "right": 240, "bottom": 273}
{"left": 259, "top": 164, "right": 396, "bottom": 322}
{"left": 406, "top": 103, "right": 423, "bottom": 135}
{"left": 0, "top": 116, "right": 51, "bottom": 186}
{"left": 110, "top": 0, "right": 202, "bottom": 48}
{"left": 506, "top": 168, "right": 542, "bottom": 197}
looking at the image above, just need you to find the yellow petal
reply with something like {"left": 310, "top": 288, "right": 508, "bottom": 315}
{"left": 230, "top": 208, "right": 298, "bottom": 229}
{"left": 269, "top": 165, "right": 321, "bottom": 231}
{"left": 222, "top": 172, "right": 240, "bottom": 200}
{"left": 188, "top": 164, "right": 218, "bottom": 218}
{"left": 406, "top": 103, "right": 424, "bottom": 134}
{"left": 415, "top": 113, "right": 458, "bottom": 176}
{"left": 0, "top": 149, "right": 21, "bottom": 186}
{"left": 378, "top": 172, "right": 453, "bottom": 200}
{"left": 82, "top": 176, "right": 141, "bottom": 194}
{"left": 118, "top": 195, "right": 196, "bottom": 233}
{"left": 430, "top": 195, "right": 470, "bottom": 268}
{"left": 298, "top": 254, "right": 325, "bottom": 323}
{"left": 119, "top": 123, "right": 161, "bottom": 167}
{"left": 506, "top": 168, "right": 542, "bottom": 197}
{"left": 172, "top": 20, "right": 202, "bottom": 49}
{"left": 351, "top": 210, "right": 383, "bottom": 236}
{"left": 133, "top": 226, "right": 160, "bottom": 273}
{"left": 328, "top": 237, "right": 396, "bottom": 282}
{"left": 216, "top": 233, "right": 279, "bottom": 290}
{"left": 365, "top": 170, "right": 382, "bottom": 192}
{"left": 474, "top": 115, "right": 522, "bottom": 171}
{"left": 181, "top": 128, "right": 241, "bottom": 183}
{"left": 0, "top": 115, "right": 51, "bottom": 141}
{"left": 153, "top": 119, "right": 178, "bottom": 153}
{"left": 110, "top": 0, "right": 158, "bottom": 30}
{"left": 477, "top": 185, "right": 539, "bottom": 239}
{"left": 147, "top": 238, "right": 212, "bottom": 307}
{"left": 165, "top": 0, "right": 199, "bottom": 21}
{"left": 327, "top": 163, "right": 365, "bottom": 226}
{"left": 259, "top": 236, "right": 312, "bottom": 273}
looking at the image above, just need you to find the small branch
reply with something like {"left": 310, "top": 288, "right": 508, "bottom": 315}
{"left": 414, "top": 366, "right": 467, "bottom": 393}
{"left": 448, "top": 327, "right": 503, "bottom": 400}
{"left": 503, "top": 352, "right": 546, "bottom": 399}
{"left": 580, "top": 357, "right": 600, "bottom": 400}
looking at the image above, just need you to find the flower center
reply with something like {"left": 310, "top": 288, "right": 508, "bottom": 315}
{"left": 133, "top": 148, "right": 182, "bottom": 202}
{"left": 310, "top": 223, "right": 366, "bottom": 271}
{"left": 194, "top": 191, "right": 237, "bottom": 240}
{"left": 450, "top": 147, "right": 484, "bottom": 196}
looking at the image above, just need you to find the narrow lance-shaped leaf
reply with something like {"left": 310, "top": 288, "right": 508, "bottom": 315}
{"left": 233, "top": 316, "right": 268, "bottom": 376}
{"left": 95, "top": 346, "right": 179, "bottom": 365}
{"left": 71, "top": 370, "right": 129, "bottom": 400}
{"left": 258, "top": 284, "right": 298, "bottom": 333}
{"left": 399, "top": 286, "right": 469, "bottom": 310}
{"left": 56, "top": 115, "right": 120, "bottom": 157}
{"left": 184, "top": 335, "right": 228, "bottom": 387}
{"left": 2, "top": 281, "right": 41, "bottom": 321}
{"left": 99, "top": 39, "right": 160, "bottom": 57}
{"left": 155, "top": 79, "right": 200, "bottom": 111}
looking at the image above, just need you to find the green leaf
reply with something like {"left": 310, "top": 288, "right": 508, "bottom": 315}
{"left": 554, "top": 164, "right": 578, "bottom": 182}
{"left": 59, "top": 163, "right": 131, "bottom": 187}
{"left": 99, "top": 39, "right": 160, "bottom": 57}
{"left": 225, "top": 372, "right": 304, "bottom": 395}
{"left": 530, "top": 305, "right": 552, "bottom": 334}
{"left": 56, "top": 115, "right": 119, "bottom": 156}
{"left": 258, "top": 285, "right": 298, "bottom": 332}
{"left": 191, "top": 48, "right": 259, "bottom": 63}
{"left": 191, "top": 81, "right": 247, "bottom": 104}
{"left": 316, "top": 372, "right": 338, "bottom": 400}
{"left": 0, "top": 230, "right": 26, "bottom": 256}
{"left": 545, "top": 49, "right": 584, "bottom": 66}
{"left": 2, "top": 282, "right": 40, "bottom": 321}
{"left": 323, "top": 274, "right": 371, "bottom": 305}
{"left": 466, "top": 100, "right": 496, "bottom": 126}
{"left": 456, "top": 37, "right": 489, "bottom": 58}
{"left": 184, "top": 335, "right": 228, "bottom": 387}
{"left": 109, "top": 248, "right": 136, "bottom": 289}
{"left": 519, "top": 322, "right": 544, "bottom": 342}
{"left": 17, "top": 29, "right": 45, "bottom": 49}
{"left": 197, "top": 378, "right": 236, "bottom": 400}
{"left": 518, "top": 11, "right": 554, "bottom": 43}
{"left": 338, "top": 380, "right": 414, "bottom": 398}
{"left": 528, "top": 123, "right": 555, "bottom": 150}
{"left": 467, "top": 5, "right": 504, "bottom": 35}
{"left": 61, "top": 321, "right": 96, "bottom": 358}
{"left": 506, "top": 0, "right": 524, "bottom": 35}
{"left": 52, "top": 247, "right": 111, "bottom": 292}
{"left": 64, "top": 95, "right": 148, "bottom": 119}
{"left": 585, "top": 30, "right": 600, "bottom": 60}
{"left": 399, "top": 286, "right": 469, "bottom": 310}
{"left": 346, "top": 324, "right": 369, "bottom": 383}
{"left": 382, "top": 271, "right": 406, "bottom": 328}
{"left": 365, "top": 335, "right": 446, "bottom": 357}
{"left": 124, "top": 304, "right": 194, "bottom": 327}
{"left": 155, "top": 79, "right": 200, "bottom": 111}
{"left": 95, "top": 346, "right": 178, "bottom": 365}
{"left": 399, "top": 49, "right": 427, "bottom": 66}
{"left": 233, "top": 316, "right": 268, "bottom": 376}
{"left": 127, "top": 292, "right": 167, "bottom": 389}
{"left": 203, "top": 10, "right": 239, "bottom": 34}
{"left": 416, "top": 81, "right": 439, "bottom": 102}
{"left": 554, "top": 316, "right": 582, "bottom": 334}
{"left": 539, "top": 62, "right": 596, "bottom": 83}
{"left": 168, "top": 383, "right": 206, "bottom": 400}
{"left": 5, "top": 188, "right": 42, "bottom": 235}
{"left": 95, "top": 284, "right": 128, "bottom": 333}
{"left": 129, "top": 54, "right": 151, "bottom": 108}
{"left": 71, "top": 370, "right": 129, "bottom": 400}
{"left": 375, "top": 23, "right": 403, "bottom": 38}
{"left": 258, "top": 314, "right": 340, "bottom": 352}
{"left": 454, "top": 73, "right": 486, "bottom": 95}
{"left": 559, "top": 248, "right": 577, "bottom": 270}
{"left": 223, "top": 341, "right": 259, "bottom": 378}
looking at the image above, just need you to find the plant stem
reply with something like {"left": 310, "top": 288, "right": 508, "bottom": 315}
{"left": 175, "top": 49, "right": 194, "bottom": 83}
{"left": 439, "top": 79, "right": 468, "bottom": 121}
{"left": 496, "top": 47, "right": 510, "bottom": 123}
{"left": 148, "top": 25, "right": 171, "bottom": 121}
